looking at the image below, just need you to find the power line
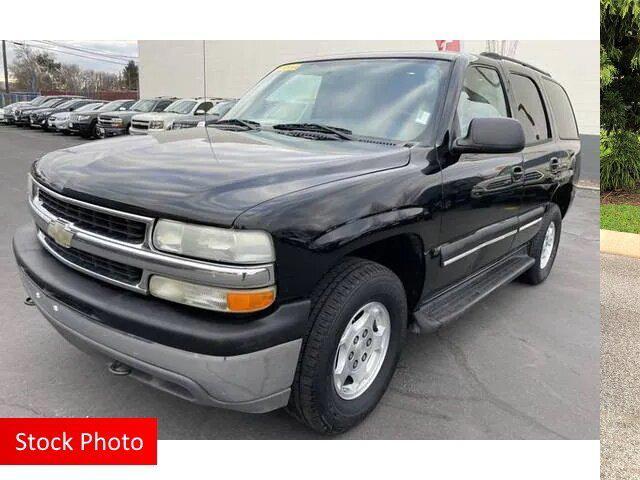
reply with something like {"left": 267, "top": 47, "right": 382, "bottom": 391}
{"left": 39, "top": 40, "right": 138, "bottom": 61}
{"left": 10, "top": 41, "right": 130, "bottom": 66}
{"left": 28, "top": 41, "right": 132, "bottom": 65}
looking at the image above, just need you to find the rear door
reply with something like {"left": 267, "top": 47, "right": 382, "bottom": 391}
{"left": 505, "top": 68, "right": 570, "bottom": 249}
{"left": 434, "top": 63, "right": 524, "bottom": 291}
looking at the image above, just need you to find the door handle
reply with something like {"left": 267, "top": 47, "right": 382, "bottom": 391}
{"left": 549, "top": 157, "right": 560, "bottom": 172}
{"left": 511, "top": 165, "right": 524, "bottom": 180}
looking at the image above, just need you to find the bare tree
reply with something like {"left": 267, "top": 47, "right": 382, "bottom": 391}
{"left": 10, "top": 45, "right": 133, "bottom": 95}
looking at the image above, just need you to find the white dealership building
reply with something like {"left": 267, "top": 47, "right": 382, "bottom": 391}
{"left": 137, "top": 40, "right": 599, "bottom": 181}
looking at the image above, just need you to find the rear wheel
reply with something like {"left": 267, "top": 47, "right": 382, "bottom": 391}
{"left": 520, "top": 204, "right": 562, "bottom": 285}
{"left": 288, "top": 258, "right": 407, "bottom": 434}
{"left": 91, "top": 122, "right": 101, "bottom": 139}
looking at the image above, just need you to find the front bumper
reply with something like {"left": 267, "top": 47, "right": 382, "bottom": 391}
{"left": 130, "top": 127, "right": 166, "bottom": 135}
{"left": 30, "top": 116, "right": 47, "bottom": 128}
{"left": 98, "top": 125, "right": 127, "bottom": 136}
{"left": 68, "top": 121, "right": 92, "bottom": 134}
{"left": 13, "top": 224, "right": 311, "bottom": 413}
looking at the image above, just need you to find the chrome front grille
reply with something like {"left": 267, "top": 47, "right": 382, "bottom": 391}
{"left": 98, "top": 116, "right": 119, "bottom": 126}
{"left": 39, "top": 189, "right": 147, "bottom": 243}
{"left": 28, "top": 176, "right": 275, "bottom": 294}
{"left": 43, "top": 234, "right": 143, "bottom": 285}
{"left": 172, "top": 122, "right": 197, "bottom": 130}
{"left": 131, "top": 120, "right": 149, "bottom": 130}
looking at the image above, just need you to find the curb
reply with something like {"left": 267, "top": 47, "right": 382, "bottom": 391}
{"left": 600, "top": 229, "right": 640, "bottom": 258}
{"left": 576, "top": 183, "right": 599, "bottom": 191}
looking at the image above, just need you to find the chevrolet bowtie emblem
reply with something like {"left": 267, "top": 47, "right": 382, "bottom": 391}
{"left": 47, "top": 220, "right": 74, "bottom": 248}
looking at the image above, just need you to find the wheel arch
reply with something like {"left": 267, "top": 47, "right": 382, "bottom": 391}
{"left": 344, "top": 233, "right": 425, "bottom": 312}
{"left": 551, "top": 182, "right": 574, "bottom": 217}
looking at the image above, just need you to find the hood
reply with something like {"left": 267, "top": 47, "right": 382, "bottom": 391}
{"left": 132, "top": 112, "right": 180, "bottom": 122}
{"left": 5, "top": 101, "right": 30, "bottom": 111}
{"left": 33, "top": 128, "right": 411, "bottom": 227}
{"left": 31, "top": 107, "right": 54, "bottom": 115}
{"left": 18, "top": 105, "right": 47, "bottom": 114}
{"left": 173, "top": 114, "right": 200, "bottom": 124}
{"left": 100, "top": 110, "right": 139, "bottom": 119}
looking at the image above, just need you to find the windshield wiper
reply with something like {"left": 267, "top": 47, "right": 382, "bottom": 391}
{"left": 214, "top": 118, "right": 261, "bottom": 130}
{"left": 272, "top": 123, "right": 353, "bottom": 140}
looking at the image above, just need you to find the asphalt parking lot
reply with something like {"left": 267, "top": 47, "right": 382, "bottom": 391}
{"left": 0, "top": 126, "right": 599, "bottom": 439}
{"left": 601, "top": 253, "right": 640, "bottom": 479}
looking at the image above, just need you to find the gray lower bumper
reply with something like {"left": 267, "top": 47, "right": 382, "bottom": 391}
{"left": 20, "top": 271, "right": 302, "bottom": 413}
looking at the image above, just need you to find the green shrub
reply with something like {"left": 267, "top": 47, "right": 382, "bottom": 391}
{"left": 600, "top": 130, "right": 640, "bottom": 191}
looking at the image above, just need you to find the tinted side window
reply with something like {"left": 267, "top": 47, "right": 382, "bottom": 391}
{"left": 197, "top": 102, "right": 213, "bottom": 113}
{"left": 509, "top": 74, "right": 550, "bottom": 144}
{"left": 457, "top": 66, "right": 508, "bottom": 137}
{"left": 542, "top": 78, "right": 579, "bottom": 139}
{"left": 154, "top": 100, "right": 172, "bottom": 112}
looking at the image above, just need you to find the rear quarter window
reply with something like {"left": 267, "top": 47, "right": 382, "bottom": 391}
{"left": 508, "top": 73, "right": 551, "bottom": 145}
{"left": 542, "top": 78, "right": 579, "bottom": 139}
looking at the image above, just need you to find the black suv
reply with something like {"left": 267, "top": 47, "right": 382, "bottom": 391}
{"left": 14, "top": 52, "right": 580, "bottom": 433}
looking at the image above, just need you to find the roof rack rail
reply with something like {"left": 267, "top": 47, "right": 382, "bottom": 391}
{"left": 479, "top": 52, "right": 551, "bottom": 77}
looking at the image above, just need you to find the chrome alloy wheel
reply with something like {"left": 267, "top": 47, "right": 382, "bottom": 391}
{"left": 333, "top": 301, "right": 391, "bottom": 400}
{"left": 539, "top": 221, "right": 556, "bottom": 269}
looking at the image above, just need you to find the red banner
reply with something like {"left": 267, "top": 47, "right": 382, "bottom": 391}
{"left": 435, "top": 40, "right": 461, "bottom": 52}
{"left": 0, "top": 418, "right": 157, "bottom": 465}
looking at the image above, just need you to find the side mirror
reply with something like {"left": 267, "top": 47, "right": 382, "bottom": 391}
{"left": 195, "top": 109, "right": 206, "bottom": 115}
{"left": 451, "top": 117, "right": 525, "bottom": 155}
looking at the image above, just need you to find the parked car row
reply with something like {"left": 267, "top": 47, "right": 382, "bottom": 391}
{"left": 0, "top": 95, "right": 237, "bottom": 139}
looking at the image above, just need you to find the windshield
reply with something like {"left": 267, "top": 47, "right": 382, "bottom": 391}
{"left": 51, "top": 98, "right": 75, "bottom": 108}
{"left": 30, "top": 96, "right": 46, "bottom": 105}
{"left": 99, "top": 100, "right": 132, "bottom": 112}
{"left": 54, "top": 100, "right": 76, "bottom": 109}
{"left": 208, "top": 100, "right": 236, "bottom": 116}
{"left": 39, "top": 98, "right": 61, "bottom": 108}
{"left": 131, "top": 99, "right": 157, "bottom": 112}
{"left": 165, "top": 100, "right": 196, "bottom": 114}
{"left": 226, "top": 58, "right": 451, "bottom": 142}
{"left": 77, "top": 102, "right": 104, "bottom": 112}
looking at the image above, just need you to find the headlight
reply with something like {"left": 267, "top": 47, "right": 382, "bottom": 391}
{"left": 112, "top": 117, "right": 123, "bottom": 124}
{"left": 197, "top": 121, "right": 206, "bottom": 127}
{"left": 153, "top": 219, "right": 275, "bottom": 264}
{"left": 77, "top": 115, "right": 90, "bottom": 120}
{"left": 149, "top": 120, "right": 164, "bottom": 129}
{"left": 149, "top": 275, "right": 276, "bottom": 312}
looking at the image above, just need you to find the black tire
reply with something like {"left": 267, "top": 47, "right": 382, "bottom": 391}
{"left": 288, "top": 258, "right": 407, "bottom": 434}
{"left": 91, "top": 122, "right": 100, "bottom": 139}
{"left": 519, "top": 204, "right": 562, "bottom": 285}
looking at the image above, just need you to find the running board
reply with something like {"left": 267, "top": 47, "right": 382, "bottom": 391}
{"left": 413, "top": 254, "right": 535, "bottom": 333}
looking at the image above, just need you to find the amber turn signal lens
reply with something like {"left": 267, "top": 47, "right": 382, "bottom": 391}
{"left": 226, "top": 288, "right": 276, "bottom": 313}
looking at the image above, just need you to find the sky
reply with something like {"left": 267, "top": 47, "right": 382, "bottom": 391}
{"left": 5, "top": 40, "right": 139, "bottom": 74}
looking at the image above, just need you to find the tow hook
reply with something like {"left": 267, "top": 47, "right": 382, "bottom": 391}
{"left": 108, "top": 361, "right": 132, "bottom": 376}
{"left": 24, "top": 296, "right": 35, "bottom": 306}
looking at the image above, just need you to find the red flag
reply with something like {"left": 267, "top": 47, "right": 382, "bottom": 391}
{"left": 436, "top": 40, "right": 461, "bottom": 52}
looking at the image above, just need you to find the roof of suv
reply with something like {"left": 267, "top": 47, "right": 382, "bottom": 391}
{"left": 290, "top": 51, "right": 551, "bottom": 78}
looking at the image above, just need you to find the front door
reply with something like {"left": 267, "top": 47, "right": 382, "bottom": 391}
{"left": 433, "top": 64, "right": 524, "bottom": 291}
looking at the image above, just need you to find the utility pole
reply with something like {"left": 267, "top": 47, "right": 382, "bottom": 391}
{"left": 2, "top": 40, "right": 8, "bottom": 94}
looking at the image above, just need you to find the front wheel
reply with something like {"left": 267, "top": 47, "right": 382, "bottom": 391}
{"left": 288, "top": 258, "right": 407, "bottom": 434}
{"left": 520, "top": 203, "right": 562, "bottom": 285}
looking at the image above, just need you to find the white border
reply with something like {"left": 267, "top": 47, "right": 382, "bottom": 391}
{"left": 0, "top": 440, "right": 599, "bottom": 479}
{"left": 3, "top": 0, "right": 598, "bottom": 40}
